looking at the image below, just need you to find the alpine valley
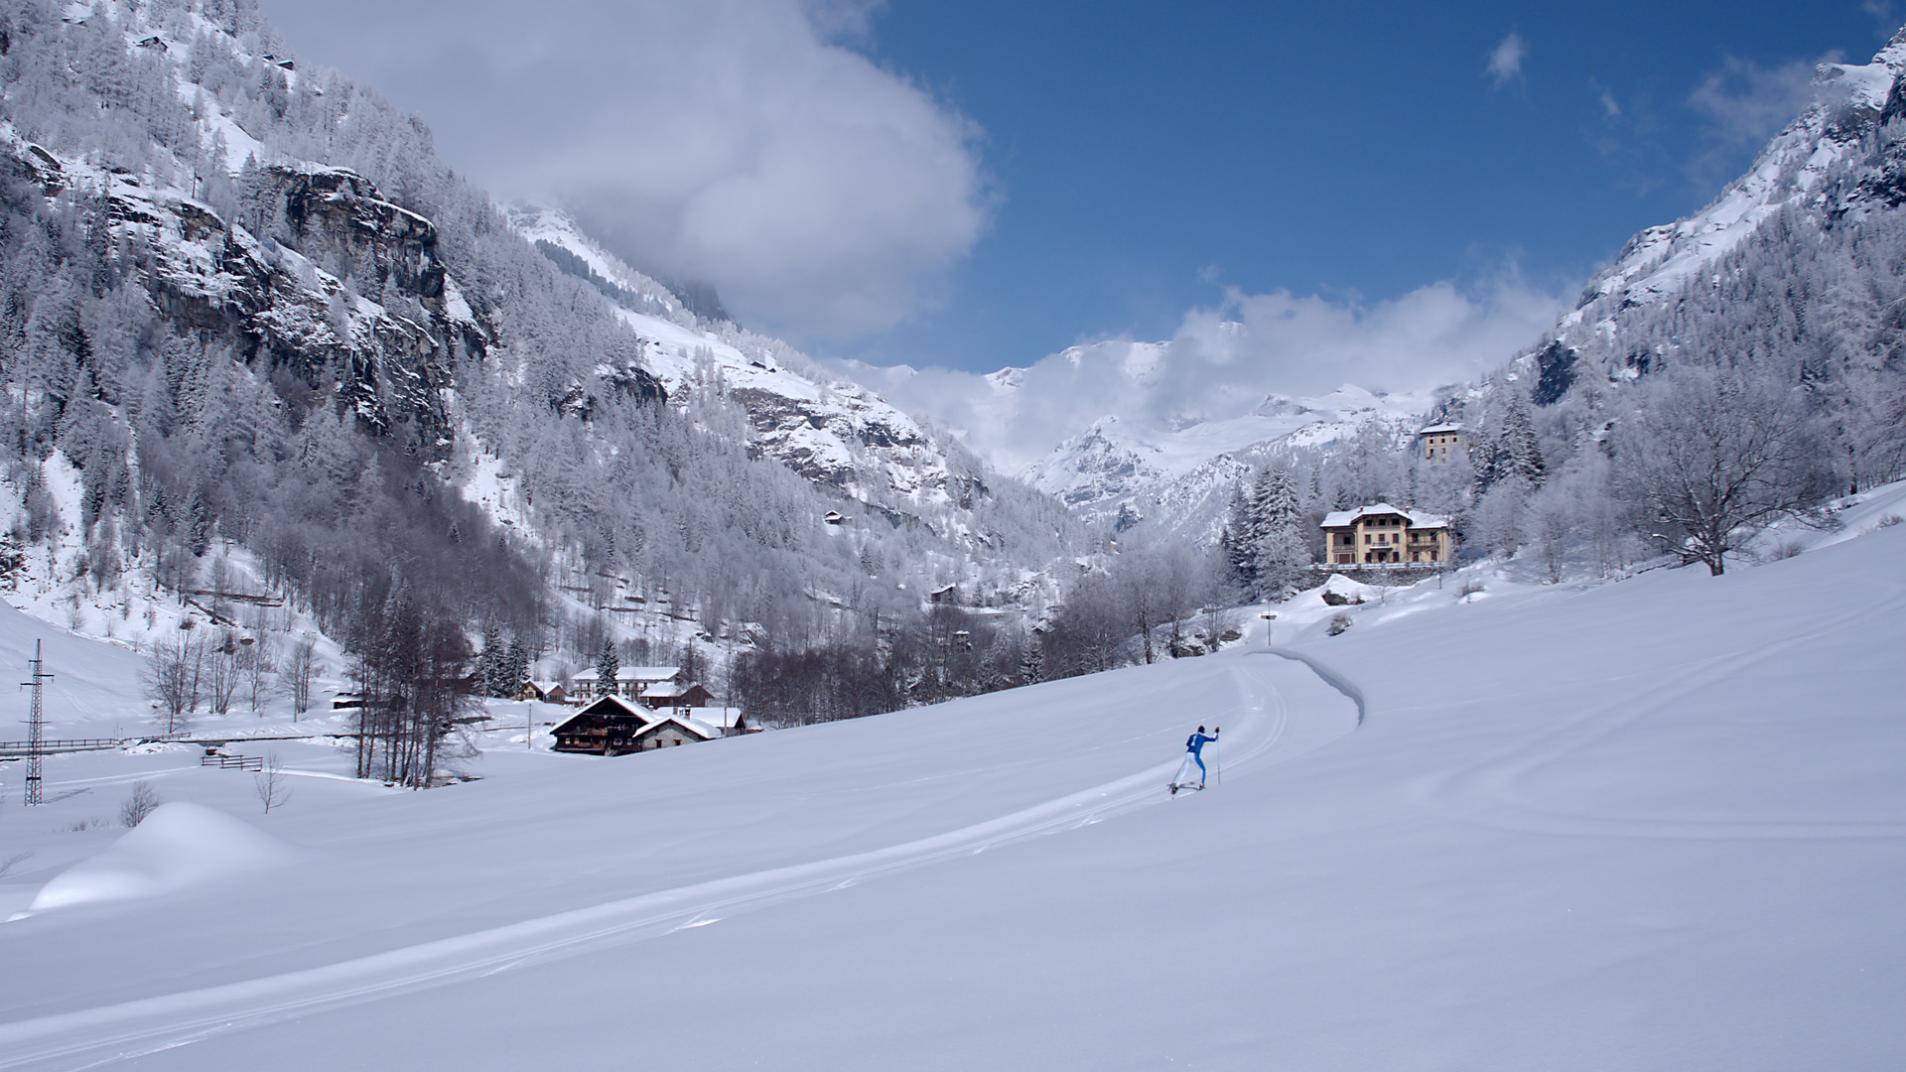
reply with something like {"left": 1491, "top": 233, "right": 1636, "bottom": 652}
{"left": 0, "top": 0, "right": 1902, "bottom": 733}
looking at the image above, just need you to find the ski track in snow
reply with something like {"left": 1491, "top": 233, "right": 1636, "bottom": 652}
{"left": 0, "top": 656, "right": 1352, "bottom": 1071}
{"left": 1404, "top": 592, "right": 1906, "bottom": 842}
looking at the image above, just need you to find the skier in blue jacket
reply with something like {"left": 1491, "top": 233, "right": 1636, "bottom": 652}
{"left": 1172, "top": 725, "right": 1220, "bottom": 792}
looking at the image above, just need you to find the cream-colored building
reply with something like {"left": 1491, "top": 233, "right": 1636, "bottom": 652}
{"left": 1416, "top": 423, "right": 1463, "bottom": 462}
{"left": 1320, "top": 503, "right": 1454, "bottom": 567}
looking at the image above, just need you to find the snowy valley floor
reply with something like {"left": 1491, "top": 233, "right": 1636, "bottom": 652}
{"left": 1, "top": 519, "right": 1903, "bottom": 1069}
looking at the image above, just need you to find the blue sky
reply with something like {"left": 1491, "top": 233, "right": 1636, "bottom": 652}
{"left": 262, "top": 1, "right": 1896, "bottom": 376}
{"left": 831, "top": 1, "right": 1897, "bottom": 372}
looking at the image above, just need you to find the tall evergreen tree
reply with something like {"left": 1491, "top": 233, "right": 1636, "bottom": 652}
{"left": 595, "top": 639, "right": 620, "bottom": 700}
{"left": 1249, "top": 464, "right": 1309, "bottom": 601}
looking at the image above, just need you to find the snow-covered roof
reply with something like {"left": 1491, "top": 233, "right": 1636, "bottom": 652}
{"left": 527, "top": 679, "right": 564, "bottom": 693}
{"left": 641, "top": 682, "right": 706, "bottom": 700}
{"left": 631, "top": 716, "right": 719, "bottom": 744}
{"left": 690, "top": 707, "right": 748, "bottom": 731}
{"left": 551, "top": 695, "right": 655, "bottom": 732}
{"left": 1417, "top": 423, "right": 1463, "bottom": 435}
{"left": 1320, "top": 503, "right": 1451, "bottom": 530}
{"left": 571, "top": 666, "right": 680, "bottom": 683}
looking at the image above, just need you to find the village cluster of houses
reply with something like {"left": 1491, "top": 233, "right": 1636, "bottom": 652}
{"left": 515, "top": 665, "right": 755, "bottom": 758}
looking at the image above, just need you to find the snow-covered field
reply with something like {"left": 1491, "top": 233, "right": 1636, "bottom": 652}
{"left": 0, "top": 491, "right": 1902, "bottom": 1068}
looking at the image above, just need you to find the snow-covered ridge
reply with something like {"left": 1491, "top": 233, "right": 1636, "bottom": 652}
{"left": 1563, "top": 29, "right": 1906, "bottom": 338}
{"left": 1021, "top": 383, "right": 1433, "bottom": 531}
{"left": 507, "top": 204, "right": 984, "bottom": 515}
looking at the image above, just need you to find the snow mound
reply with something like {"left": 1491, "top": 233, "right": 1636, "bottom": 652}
{"left": 27, "top": 803, "right": 291, "bottom": 914}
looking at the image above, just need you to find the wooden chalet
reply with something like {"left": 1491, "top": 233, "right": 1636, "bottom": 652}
{"left": 516, "top": 679, "right": 567, "bottom": 704}
{"left": 550, "top": 695, "right": 660, "bottom": 755}
{"left": 549, "top": 695, "right": 724, "bottom": 756}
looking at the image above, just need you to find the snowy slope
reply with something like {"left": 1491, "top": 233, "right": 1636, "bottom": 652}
{"left": 1, "top": 501, "right": 1900, "bottom": 1069}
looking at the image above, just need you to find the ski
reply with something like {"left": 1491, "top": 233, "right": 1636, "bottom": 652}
{"left": 1168, "top": 783, "right": 1205, "bottom": 796}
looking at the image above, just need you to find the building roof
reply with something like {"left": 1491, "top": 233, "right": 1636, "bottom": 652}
{"left": 1321, "top": 503, "right": 1452, "bottom": 530}
{"left": 526, "top": 679, "right": 564, "bottom": 694}
{"left": 1417, "top": 423, "right": 1463, "bottom": 435}
{"left": 549, "top": 694, "right": 656, "bottom": 735}
{"left": 570, "top": 666, "right": 681, "bottom": 684}
{"left": 689, "top": 707, "right": 749, "bottom": 731}
{"left": 629, "top": 715, "right": 719, "bottom": 745}
{"left": 640, "top": 681, "right": 709, "bottom": 700}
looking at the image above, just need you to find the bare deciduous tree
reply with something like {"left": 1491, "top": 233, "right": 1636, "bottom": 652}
{"left": 206, "top": 630, "right": 240, "bottom": 716}
{"left": 239, "top": 635, "right": 276, "bottom": 714}
{"left": 142, "top": 637, "right": 202, "bottom": 735}
{"left": 287, "top": 633, "right": 319, "bottom": 720}
{"left": 1618, "top": 366, "right": 1834, "bottom": 576}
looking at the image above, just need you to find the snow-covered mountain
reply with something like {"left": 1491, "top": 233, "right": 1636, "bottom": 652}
{"left": 0, "top": 0, "right": 1075, "bottom": 683}
{"left": 844, "top": 28, "right": 1906, "bottom": 540}
{"left": 506, "top": 203, "right": 1000, "bottom": 521}
{"left": 1020, "top": 383, "right": 1434, "bottom": 530}
{"left": 847, "top": 337, "right": 1443, "bottom": 535}
{"left": 1563, "top": 33, "right": 1906, "bottom": 342}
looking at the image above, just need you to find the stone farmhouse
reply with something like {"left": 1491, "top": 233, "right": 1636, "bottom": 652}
{"left": 1416, "top": 423, "right": 1463, "bottom": 462}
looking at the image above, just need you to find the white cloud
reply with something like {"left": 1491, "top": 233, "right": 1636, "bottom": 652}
{"left": 852, "top": 275, "right": 1567, "bottom": 473}
{"left": 1487, "top": 32, "right": 1527, "bottom": 88}
{"left": 1599, "top": 89, "right": 1623, "bottom": 119}
{"left": 1687, "top": 54, "right": 1834, "bottom": 148}
{"left": 256, "top": 0, "right": 988, "bottom": 341}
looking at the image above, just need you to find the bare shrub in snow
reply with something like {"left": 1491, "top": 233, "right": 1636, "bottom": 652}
{"left": 1458, "top": 578, "right": 1487, "bottom": 601}
{"left": 255, "top": 753, "right": 291, "bottom": 814}
{"left": 119, "top": 781, "right": 160, "bottom": 828}
{"left": 1876, "top": 513, "right": 1903, "bottom": 530}
{"left": 1326, "top": 613, "right": 1353, "bottom": 636}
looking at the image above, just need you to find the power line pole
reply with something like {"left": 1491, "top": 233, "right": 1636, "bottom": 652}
{"left": 22, "top": 639, "right": 53, "bottom": 807}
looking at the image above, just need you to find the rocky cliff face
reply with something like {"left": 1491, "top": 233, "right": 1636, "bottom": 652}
{"left": 5, "top": 130, "right": 490, "bottom": 457}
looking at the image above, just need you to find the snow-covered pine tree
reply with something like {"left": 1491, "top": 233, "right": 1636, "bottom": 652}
{"left": 505, "top": 639, "right": 530, "bottom": 696}
{"left": 1018, "top": 632, "right": 1045, "bottom": 685}
{"left": 595, "top": 640, "right": 621, "bottom": 700}
{"left": 478, "top": 625, "right": 506, "bottom": 697}
{"left": 1220, "top": 487, "right": 1255, "bottom": 593}
{"left": 1248, "top": 464, "right": 1308, "bottom": 601}
{"left": 1501, "top": 388, "right": 1546, "bottom": 487}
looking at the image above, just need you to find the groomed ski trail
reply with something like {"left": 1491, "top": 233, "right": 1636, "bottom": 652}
{"left": 0, "top": 654, "right": 1356, "bottom": 1071}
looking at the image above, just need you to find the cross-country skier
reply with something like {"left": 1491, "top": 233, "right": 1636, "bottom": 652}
{"left": 1171, "top": 725, "right": 1220, "bottom": 793}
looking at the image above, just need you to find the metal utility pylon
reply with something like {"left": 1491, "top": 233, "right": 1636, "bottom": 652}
{"left": 22, "top": 639, "right": 52, "bottom": 807}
